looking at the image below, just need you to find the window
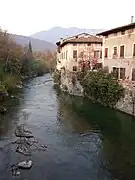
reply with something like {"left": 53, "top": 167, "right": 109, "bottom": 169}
{"left": 94, "top": 51, "right": 99, "bottom": 58}
{"left": 132, "top": 68, "right": 135, "bottom": 81}
{"left": 121, "top": 31, "right": 125, "bottom": 35}
{"left": 113, "top": 47, "right": 117, "bottom": 56}
{"left": 113, "top": 67, "right": 125, "bottom": 79}
{"left": 120, "top": 68, "right": 125, "bottom": 79}
{"left": 113, "top": 67, "right": 119, "bottom": 79}
{"left": 105, "top": 48, "right": 108, "bottom": 58}
{"left": 105, "top": 35, "right": 108, "bottom": 38}
{"left": 100, "top": 51, "right": 102, "bottom": 58}
{"left": 120, "top": 45, "right": 124, "bottom": 58}
{"left": 66, "top": 51, "right": 68, "bottom": 59}
{"left": 73, "top": 43, "right": 77, "bottom": 46}
{"left": 114, "top": 32, "right": 117, "bottom": 36}
{"left": 73, "top": 66, "right": 77, "bottom": 71}
{"left": 133, "top": 44, "right": 135, "bottom": 57}
{"left": 73, "top": 50, "right": 77, "bottom": 58}
{"left": 87, "top": 43, "right": 91, "bottom": 46}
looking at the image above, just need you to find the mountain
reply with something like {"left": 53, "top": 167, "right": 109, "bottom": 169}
{"left": 10, "top": 34, "right": 56, "bottom": 52}
{"left": 30, "top": 27, "right": 104, "bottom": 43}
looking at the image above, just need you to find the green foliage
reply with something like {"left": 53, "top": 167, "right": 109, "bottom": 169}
{"left": 80, "top": 70, "right": 125, "bottom": 107}
{"left": 52, "top": 70, "right": 61, "bottom": 84}
{"left": 3, "top": 75, "right": 20, "bottom": 93}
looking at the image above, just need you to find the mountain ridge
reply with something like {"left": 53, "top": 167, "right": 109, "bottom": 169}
{"left": 30, "top": 27, "right": 104, "bottom": 43}
{"left": 10, "top": 34, "right": 56, "bottom": 52}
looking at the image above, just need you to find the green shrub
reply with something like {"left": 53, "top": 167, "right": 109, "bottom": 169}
{"left": 80, "top": 70, "right": 124, "bottom": 107}
{"left": 52, "top": 70, "right": 61, "bottom": 84}
{"left": 3, "top": 75, "right": 20, "bottom": 93}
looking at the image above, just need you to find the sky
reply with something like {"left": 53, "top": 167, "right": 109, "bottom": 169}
{"left": 0, "top": 0, "right": 135, "bottom": 36}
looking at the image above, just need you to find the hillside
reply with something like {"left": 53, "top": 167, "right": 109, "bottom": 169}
{"left": 11, "top": 34, "right": 56, "bottom": 52}
{"left": 30, "top": 27, "right": 104, "bottom": 43}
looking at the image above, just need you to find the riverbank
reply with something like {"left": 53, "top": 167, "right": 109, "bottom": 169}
{"left": 53, "top": 69, "right": 135, "bottom": 117}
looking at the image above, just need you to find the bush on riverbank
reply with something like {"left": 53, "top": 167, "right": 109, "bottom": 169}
{"left": 52, "top": 70, "right": 61, "bottom": 84}
{"left": 80, "top": 70, "right": 125, "bottom": 107}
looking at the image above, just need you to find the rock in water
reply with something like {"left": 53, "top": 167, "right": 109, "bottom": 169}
{"left": 0, "top": 106, "right": 7, "bottom": 113}
{"left": 18, "top": 160, "right": 33, "bottom": 169}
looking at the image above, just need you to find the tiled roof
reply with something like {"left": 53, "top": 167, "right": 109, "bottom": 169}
{"left": 97, "top": 23, "right": 135, "bottom": 36}
{"left": 58, "top": 34, "right": 102, "bottom": 47}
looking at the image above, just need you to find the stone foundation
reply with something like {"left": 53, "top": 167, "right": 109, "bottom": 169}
{"left": 59, "top": 69, "right": 135, "bottom": 116}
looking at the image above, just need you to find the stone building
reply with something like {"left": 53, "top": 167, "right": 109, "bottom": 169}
{"left": 56, "top": 33, "right": 102, "bottom": 72}
{"left": 97, "top": 23, "right": 135, "bottom": 81}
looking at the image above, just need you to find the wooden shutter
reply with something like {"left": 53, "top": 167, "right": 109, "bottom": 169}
{"left": 113, "top": 47, "right": 117, "bottom": 56}
{"left": 120, "top": 68, "right": 125, "bottom": 79}
{"left": 73, "top": 50, "right": 77, "bottom": 58}
{"left": 113, "top": 67, "right": 119, "bottom": 79}
{"left": 132, "top": 68, "right": 135, "bottom": 81}
{"left": 105, "top": 48, "right": 108, "bottom": 58}
{"left": 120, "top": 46, "right": 124, "bottom": 57}
{"left": 133, "top": 44, "right": 135, "bottom": 57}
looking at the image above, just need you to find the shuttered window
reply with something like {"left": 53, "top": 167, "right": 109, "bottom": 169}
{"left": 105, "top": 48, "right": 108, "bottom": 58}
{"left": 120, "top": 45, "right": 124, "bottom": 57}
{"left": 94, "top": 51, "right": 99, "bottom": 58}
{"left": 120, "top": 68, "right": 125, "bottom": 79}
{"left": 73, "top": 66, "right": 77, "bottom": 71}
{"left": 113, "top": 47, "right": 117, "bottom": 56}
{"left": 73, "top": 50, "right": 77, "bottom": 58}
{"left": 100, "top": 51, "right": 102, "bottom": 58}
{"left": 132, "top": 68, "right": 135, "bottom": 81}
{"left": 133, "top": 44, "right": 135, "bottom": 57}
{"left": 113, "top": 67, "right": 119, "bottom": 79}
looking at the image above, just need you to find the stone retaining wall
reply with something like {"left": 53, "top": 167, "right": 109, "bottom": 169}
{"left": 60, "top": 70, "right": 135, "bottom": 116}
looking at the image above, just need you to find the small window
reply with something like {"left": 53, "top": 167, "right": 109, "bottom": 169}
{"left": 66, "top": 51, "right": 68, "bottom": 59}
{"left": 121, "top": 31, "right": 125, "bottom": 35}
{"left": 105, "top": 48, "right": 108, "bottom": 58}
{"left": 73, "top": 50, "right": 77, "bottom": 59}
{"left": 73, "top": 43, "right": 77, "bottom": 46}
{"left": 73, "top": 66, "right": 77, "bottom": 71}
{"left": 132, "top": 68, "right": 135, "bottom": 81}
{"left": 105, "top": 35, "right": 108, "bottom": 38}
{"left": 113, "top": 67, "right": 119, "bottom": 79}
{"left": 133, "top": 44, "right": 135, "bottom": 57}
{"left": 114, "top": 32, "right": 117, "bottom": 36}
{"left": 120, "top": 68, "right": 125, "bottom": 79}
{"left": 113, "top": 47, "right": 117, "bottom": 56}
{"left": 94, "top": 51, "right": 99, "bottom": 58}
{"left": 87, "top": 43, "right": 91, "bottom": 46}
{"left": 120, "top": 45, "right": 124, "bottom": 58}
{"left": 100, "top": 51, "right": 102, "bottom": 58}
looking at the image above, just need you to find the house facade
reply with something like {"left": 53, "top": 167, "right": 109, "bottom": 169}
{"left": 56, "top": 33, "right": 102, "bottom": 72}
{"left": 97, "top": 23, "right": 135, "bottom": 81}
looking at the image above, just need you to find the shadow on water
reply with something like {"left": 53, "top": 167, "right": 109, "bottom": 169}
{"left": 56, "top": 92, "right": 135, "bottom": 180}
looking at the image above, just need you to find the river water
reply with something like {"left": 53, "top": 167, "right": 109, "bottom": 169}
{"left": 0, "top": 74, "right": 135, "bottom": 180}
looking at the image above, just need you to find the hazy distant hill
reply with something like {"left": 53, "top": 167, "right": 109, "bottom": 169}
{"left": 11, "top": 34, "right": 56, "bottom": 52}
{"left": 30, "top": 27, "right": 104, "bottom": 43}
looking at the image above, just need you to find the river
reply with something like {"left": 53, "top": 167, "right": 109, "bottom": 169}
{"left": 0, "top": 74, "right": 135, "bottom": 180}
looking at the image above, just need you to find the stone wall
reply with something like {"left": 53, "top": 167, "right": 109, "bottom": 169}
{"left": 60, "top": 70, "right": 83, "bottom": 96}
{"left": 116, "top": 88, "right": 135, "bottom": 116}
{"left": 59, "top": 69, "right": 135, "bottom": 116}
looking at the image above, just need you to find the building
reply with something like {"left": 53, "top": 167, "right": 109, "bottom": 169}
{"left": 56, "top": 33, "right": 102, "bottom": 72}
{"left": 97, "top": 23, "right": 135, "bottom": 81}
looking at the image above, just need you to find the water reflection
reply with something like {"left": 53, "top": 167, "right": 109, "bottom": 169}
{"left": 57, "top": 93, "right": 135, "bottom": 180}
{"left": 0, "top": 75, "right": 135, "bottom": 180}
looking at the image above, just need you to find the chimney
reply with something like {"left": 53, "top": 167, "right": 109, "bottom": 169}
{"left": 131, "top": 16, "right": 134, "bottom": 23}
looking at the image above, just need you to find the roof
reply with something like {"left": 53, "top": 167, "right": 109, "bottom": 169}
{"left": 97, "top": 23, "right": 135, "bottom": 36}
{"left": 56, "top": 33, "right": 102, "bottom": 47}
